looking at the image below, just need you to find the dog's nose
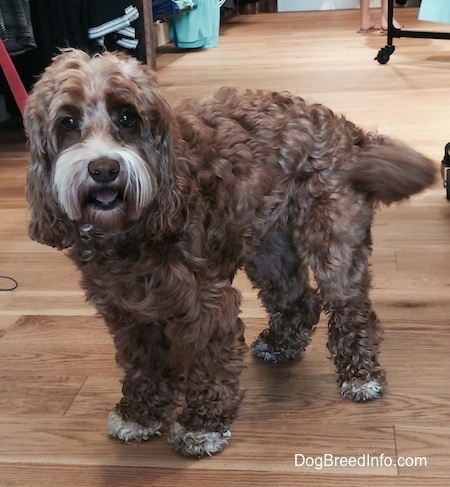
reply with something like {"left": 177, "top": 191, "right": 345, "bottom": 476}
{"left": 88, "top": 158, "right": 120, "bottom": 183}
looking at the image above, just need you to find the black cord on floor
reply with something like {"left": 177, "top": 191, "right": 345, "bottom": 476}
{"left": 0, "top": 276, "right": 19, "bottom": 291}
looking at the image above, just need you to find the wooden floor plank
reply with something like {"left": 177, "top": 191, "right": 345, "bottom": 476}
{"left": 396, "top": 426, "right": 450, "bottom": 477}
{"left": 0, "top": 415, "right": 396, "bottom": 475}
{"left": 3, "top": 464, "right": 449, "bottom": 487}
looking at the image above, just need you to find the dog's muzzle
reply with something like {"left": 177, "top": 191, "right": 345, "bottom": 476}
{"left": 88, "top": 158, "right": 122, "bottom": 209}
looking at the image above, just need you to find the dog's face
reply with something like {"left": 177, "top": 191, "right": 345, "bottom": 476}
{"left": 24, "top": 49, "right": 175, "bottom": 247}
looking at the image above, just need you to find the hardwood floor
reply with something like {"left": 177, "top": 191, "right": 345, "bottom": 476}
{"left": 1, "top": 7, "right": 450, "bottom": 486}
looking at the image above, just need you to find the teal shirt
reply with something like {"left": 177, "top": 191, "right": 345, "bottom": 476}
{"left": 170, "top": 0, "right": 220, "bottom": 49}
{"left": 419, "top": 0, "right": 450, "bottom": 24}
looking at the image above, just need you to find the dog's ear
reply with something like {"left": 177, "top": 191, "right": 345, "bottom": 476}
{"left": 26, "top": 149, "right": 79, "bottom": 250}
{"left": 126, "top": 60, "right": 177, "bottom": 156}
{"left": 23, "top": 62, "right": 80, "bottom": 250}
{"left": 24, "top": 111, "right": 78, "bottom": 249}
{"left": 131, "top": 78, "right": 194, "bottom": 238}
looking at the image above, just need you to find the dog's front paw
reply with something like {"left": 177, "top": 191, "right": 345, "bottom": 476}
{"left": 168, "top": 422, "right": 231, "bottom": 458}
{"left": 107, "top": 410, "right": 163, "bottom": 443}
{"left": 340, "top": 379, "right": 384, "bottom": 402}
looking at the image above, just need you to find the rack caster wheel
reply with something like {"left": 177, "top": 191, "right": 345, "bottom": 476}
{"left": 441, "top": 142, "right": 450, "bottom": 200}
{"left": 375, "top": 45, "right": 395, "bottom": 64}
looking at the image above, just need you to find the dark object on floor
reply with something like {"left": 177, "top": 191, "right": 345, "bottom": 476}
{"left": 441, "top": 143, "right": 450, "bottom": 200}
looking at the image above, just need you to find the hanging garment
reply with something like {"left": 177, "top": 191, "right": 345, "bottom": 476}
{"left": 170, "top": 0, "right": 220, "bottom": 49}
{"left": 0, "top": 0, "right": 36, "bottom": 55}
{"left": 418, "top": 0, "right": 450, "bottom": 24}
{"left": 153, "top": 0, "right": 180, "bottom": 19}
{"left": 24, "top": 0, "right": 89, "bottom": 78}
{"left": 88, "top": 1, "right": 139, "bottom": 50}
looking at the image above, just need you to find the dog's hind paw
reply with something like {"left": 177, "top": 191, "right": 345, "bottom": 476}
{"left": 340, "top": 379, "right": 384, "bottom": 402}
{"left": 251, "top": 336, "right": 304, "bottom": 363}
{"left": 251, "top": 339, "right": 281, "bottom": 362}
{"left": 168, "top": 422, "right": 231, "bottom": 458}
{"left": 107, "top": 410, "right": 163, "bottom": 443}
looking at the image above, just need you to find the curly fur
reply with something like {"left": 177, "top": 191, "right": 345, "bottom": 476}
{"left": 24, "top": 49, "right": 436, "bottom": 457}
{"left": 107, "top": 409, "right": 163, "bottom": 442}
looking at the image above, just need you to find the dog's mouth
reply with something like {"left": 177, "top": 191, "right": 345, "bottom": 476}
{"left": 88, "top": 187, "right": 123, "bottom": 210}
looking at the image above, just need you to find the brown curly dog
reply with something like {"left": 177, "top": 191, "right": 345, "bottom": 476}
{"left": 24, "top": 49, "right": 436, "bottom": 458}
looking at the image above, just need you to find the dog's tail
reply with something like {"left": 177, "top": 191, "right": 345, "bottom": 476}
{"left": 350, "top": 137, "right": 437, "bottom": 205}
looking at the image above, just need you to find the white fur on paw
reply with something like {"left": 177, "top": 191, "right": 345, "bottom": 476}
{"left": 107, "top": 410, "right": 162, "bottom": 443}
{"left": 252, "top": 339, "right": 303, "bottom": 363}
{"left": 340, "top": 379, "right": 383, "bottom": 402}
{"left": 251, "top": 340, "right": 279, "bottom": 362}
{"left": 168, "top": 422, "right": 231, "bottom": 458}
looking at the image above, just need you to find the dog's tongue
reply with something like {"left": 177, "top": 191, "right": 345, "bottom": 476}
{"left": 95, "top": 188, "right": 118, "bottom": 204}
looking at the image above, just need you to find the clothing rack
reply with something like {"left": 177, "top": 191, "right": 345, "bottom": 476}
{"left": 141, "top": 0, "right": 157, "bottom": 70}
{"left": 375, "top": 0, "right": 450, "bottom": 64}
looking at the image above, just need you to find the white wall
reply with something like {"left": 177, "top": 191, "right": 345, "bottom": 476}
{"left": 278, "top": 0, "right": 381, "bottom": 12}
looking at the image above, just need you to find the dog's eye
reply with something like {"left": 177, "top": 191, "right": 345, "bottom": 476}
{"left": 61, "top": 116, "right": 79, "bottom": 131}
{"left": 119, "top": 111, "right": 137, "bottom": 128}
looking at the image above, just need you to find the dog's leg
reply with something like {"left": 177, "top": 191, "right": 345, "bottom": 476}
{"left": 107, "top": 324, "right": 178, "bottom": 442}
{"left": 311, "top": 237, "right": 386, "bottom": 402}
{"left": 245, "top": 227, "right": 321, "bottom": 363}
{"left": 327, "top": 305, "right": 385, "bottom": 402}
{"left": 169, "top": 330, "right": 245, "bottom": 458}
{"left": 168, "top": 287, "right": 246, "bottom": 458}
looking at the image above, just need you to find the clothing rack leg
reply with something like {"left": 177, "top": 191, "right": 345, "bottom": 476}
{"left": 0, "top": 40, "right": 27, "bottom": 116}
{"left": 142, "top": 0, "right": 157, "bottom": 70}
